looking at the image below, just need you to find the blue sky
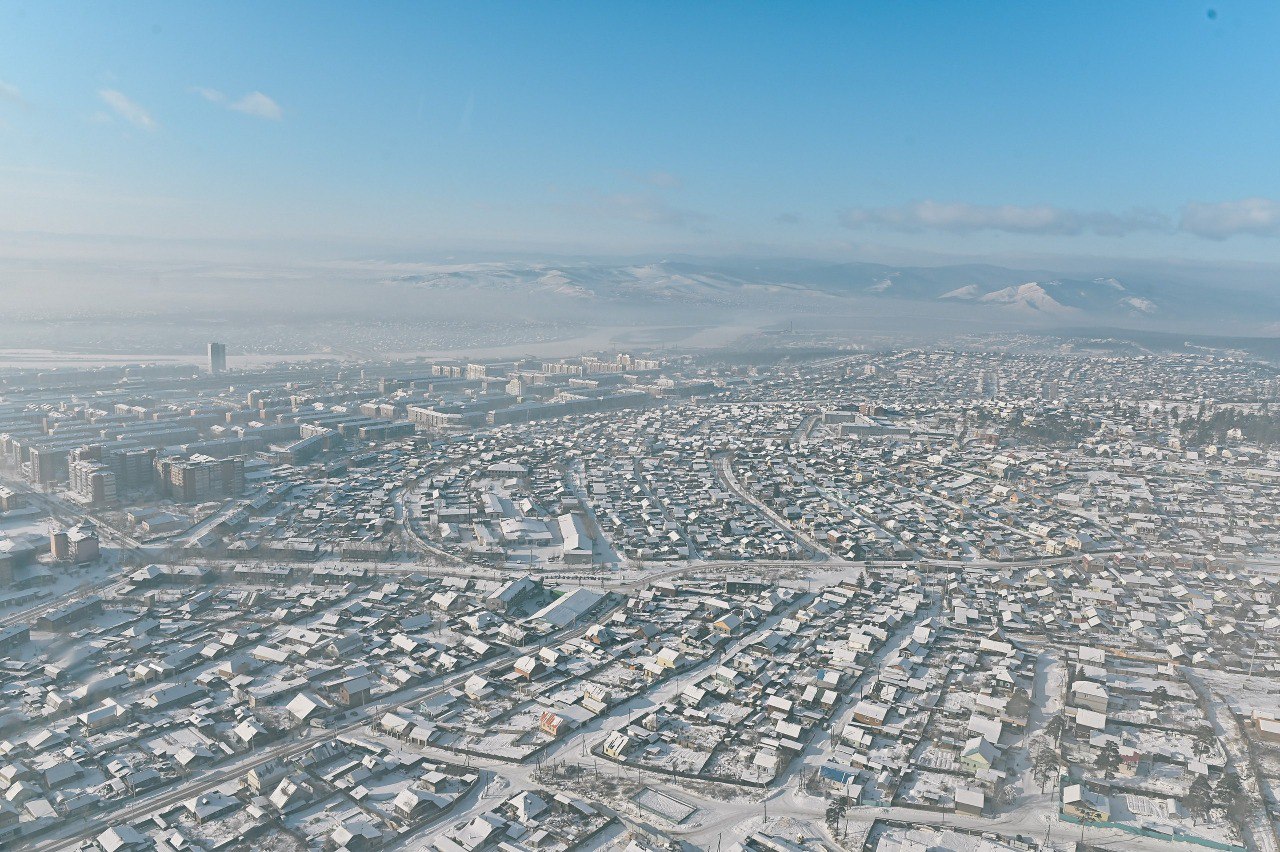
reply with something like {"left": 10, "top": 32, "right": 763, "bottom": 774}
{"left": 3, "top": 1, "right": 1280, "bottom": 264}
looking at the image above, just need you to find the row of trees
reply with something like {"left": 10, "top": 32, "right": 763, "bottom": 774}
{"left": 1033, "top": 710, "right": 1246, "bottom": 829}
{"left": 1178, "top": 406, "right": 1280, "bottom": 447}
{"left": 974, "top": 399, "right": 1280, "bottom": 450}
{"left": 1185, "top": 770, "right": 1246, "bottom": 825}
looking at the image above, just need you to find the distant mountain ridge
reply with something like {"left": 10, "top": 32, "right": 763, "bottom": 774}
{"left": 379, "top": 257, "right": 1259, "bottom": 326}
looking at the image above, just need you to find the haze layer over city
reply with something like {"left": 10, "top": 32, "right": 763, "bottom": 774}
{"left": 4, "top": 4, "right": 1280, "bottom": 852}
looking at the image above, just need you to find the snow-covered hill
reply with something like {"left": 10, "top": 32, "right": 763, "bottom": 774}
{"left": 375, "top": 258, "right": 1187, "bottom": 324}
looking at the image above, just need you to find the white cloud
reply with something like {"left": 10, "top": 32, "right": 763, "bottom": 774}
{"left": 229, "top": 91, "right": 282, "bottom": 120}
{"left": 98, "top": 89, "right": 157, "bottom": 131}
{"left": 193, "top": 87, "right": 226, "bottom": 104}
{"left": 193, "top": 88, "right": 282, "bottom": 120}
{"left": 1180, "top": 198, "right": 1280, "bottom": 239}
{"left": 0, "top": 81, "right": 28, "bottom": 107}
{"left": 839, "top": 200, "right": 1168, "bottom": 237}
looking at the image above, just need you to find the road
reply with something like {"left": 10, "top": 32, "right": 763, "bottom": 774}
{"left": 393, "top": 480, "right": 471, "bottom": 566}
{"left": 0, "top": 574, "right": 128, "bottom": 628}
{"left": 1183, "top": 666, "right": 1280, "bottom": 852}
{"left": 711, "top": 451, "right": 836, "bottom": 560}
{"left": 175, "top": 499, "right": 244, "bottom": 547}
{"left": 0, "top": 477, "right": 148, "bottom": 550}
{"left": 781, "top": 597, "right": 939, "bottom": 793}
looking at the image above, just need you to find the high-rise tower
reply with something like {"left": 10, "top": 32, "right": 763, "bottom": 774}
{"left": 208, "top": 342, "right": 227, "bottom": 374}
